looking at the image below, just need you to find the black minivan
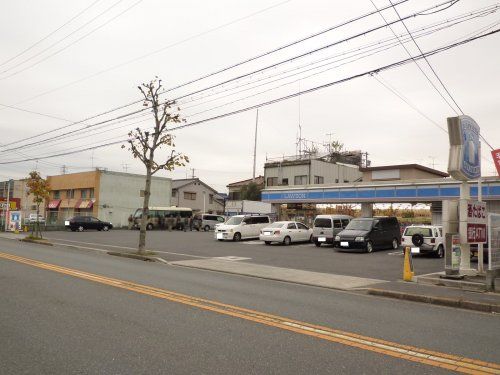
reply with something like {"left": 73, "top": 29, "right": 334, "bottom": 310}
{"left": 334, "top": 217, "right": 401, "bottom": 253}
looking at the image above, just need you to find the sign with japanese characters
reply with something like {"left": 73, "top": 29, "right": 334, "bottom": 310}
{"left": 465, "top": 200, "right": 487, "bottom": 243}
{"left": 492, "top": 148, "right": 500, "bottom": 176}
{"left": 447, "top": 115, "right": 481, "bottom": 181}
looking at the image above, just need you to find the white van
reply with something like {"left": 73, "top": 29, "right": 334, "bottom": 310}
{"left": 312, "top": 214, "right": 353, "bottom": 247}
{"left": 200, "top": 214, "right": 226, "bottom": 231}
{"left": 214, "top": 215, "right": 271, "bottom": 241}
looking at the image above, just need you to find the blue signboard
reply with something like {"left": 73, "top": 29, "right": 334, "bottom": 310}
{"left": 447, "top": 115, "right": 481, "bottom": 181}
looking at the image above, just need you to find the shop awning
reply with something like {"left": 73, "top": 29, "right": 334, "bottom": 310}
{"left": 76, "top": 199, "right": 95, "bottom": 209}
{"left": 60, "top": 199, "right": 79, "bottom": 209}
{"left": 47, "top": 199, "right": 61, "bottom": 209}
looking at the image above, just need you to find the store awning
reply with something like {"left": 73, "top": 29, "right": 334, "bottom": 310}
{"left": 47, "top": 199, "right": 61, "bottom": 209}
{"left": 76, "top": 199, "right": 95, "bottom": 209}
{"left": 60, "top": 199, "right": 79, "bottom": 209}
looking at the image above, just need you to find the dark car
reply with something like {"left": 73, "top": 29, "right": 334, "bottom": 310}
{"left": 65, "top": 216, "right": 113, "bottom": 232}
{"left": 334, "top": 217, "right": 401, "bottom": 253}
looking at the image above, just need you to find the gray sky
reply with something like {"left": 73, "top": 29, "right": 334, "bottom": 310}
{"left": 0, "top": 0, "right": 499, "bottom": 192}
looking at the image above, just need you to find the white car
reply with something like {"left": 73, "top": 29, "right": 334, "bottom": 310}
{"left": 401, "top": 225, "right": 444, "bottom": 258}
{"left": 214, "top": 215, "right": 270, "bottom": 241}
{"left": 259, "top": 221, "right": 313, "bottom": 246}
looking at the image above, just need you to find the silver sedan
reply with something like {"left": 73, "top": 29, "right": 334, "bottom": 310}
{"left": 259, "top": 221, "right": 313, "bottom": 245}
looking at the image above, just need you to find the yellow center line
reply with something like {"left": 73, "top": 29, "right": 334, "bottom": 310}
{"left": 1, "top": 251, "right": 499, "bottom": 374}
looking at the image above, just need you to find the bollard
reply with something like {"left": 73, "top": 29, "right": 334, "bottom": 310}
{"left": 403, "top": 246, "right": 414, "bottom": 281}
{"left": 24, "top": 226, "right": 28, "bottom": 232}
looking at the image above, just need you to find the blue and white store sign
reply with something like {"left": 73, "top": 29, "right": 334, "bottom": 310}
{"left": 447, "top": 115, "right": 481, "bottom": 181}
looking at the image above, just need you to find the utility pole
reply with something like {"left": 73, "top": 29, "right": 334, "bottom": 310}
{"left": 4, "top": 179, "right": 12, "bottom": 232}
{"left": 61, "top": 165, "right": 67, "bottom": 175}
{"left": 191, "top": 168, "right": 195, "bottom": 178}
{"left": 252, "top": 109, "right": 259, "bottom": 182}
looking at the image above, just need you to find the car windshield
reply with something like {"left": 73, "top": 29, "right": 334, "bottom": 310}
{"left": 133, "top": 209, "right": 142, "bottom": 218}
{"left": 267, "top": 222, "right": 285, "bottom": 228}
{"left": 314, "top": 218, "right": 331, "bottom": 228}
{"left": 225, "top": 217, "right": 243, "bottom": 225}
{"left": 404, "top": 227, "right": 432, "bottom": 237}
{"left": 345, "top": 219, "right": 373, "bottom": 231}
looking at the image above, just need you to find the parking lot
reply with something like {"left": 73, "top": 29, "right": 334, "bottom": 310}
{"left": 44, "top": 229, "right": 444, "bottom": 282}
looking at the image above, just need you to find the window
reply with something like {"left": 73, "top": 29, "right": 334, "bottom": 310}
{"left": 287, "top": 223, "right": 297, "bottom": 230}
{"left": 333, "top": 220, "right": 342, "bottom": 228}
{"left": 217, "top": 216, "right": 225, "bottom": 222}
{"left": 267, "top": 177, "right": 278, "bottom": 186}
{"left": 343, "top": 180, "right": 349, "bottom": 183}
{"left": 335, "top": 179, "right": 339, "bottom": 183}
{"left": 209, "top": 194, "right": 213, "bottom": 204}
{"left": 297, "top": 223, "right": 308, "bottom": 230}
{"left": 89, "top": 189, "right": 94, "bottom": 198}
{"left": 255, "top": 216, "right": 269, "bottom": 224}
{"left": 172, "top": 190, "right": 177, "bottom": 197}
{"left": 81, "top": 189, "right": 87, "bottom": 199}
{"left": 281, "top": 178, "right": 288, "bottom": 186}
{"left": 66, "top": 189, "right": 74, "bottom": 199}
{"left": 53, "top": 190, "right": 60, "bottom": 199}
{"left": 341, "top": 219, "right": 350, "bottom": 228}
{"left": 184, "top": 192, "right": 196, "bottom": 200}
{"left": 294, "top": 175, "right": 307, "bottom": 185}
{"left": 314, "top": 176, "right": 324, "bottom": 184}
{"left": 314, "top": 218, "right": 331, "bottom": 228}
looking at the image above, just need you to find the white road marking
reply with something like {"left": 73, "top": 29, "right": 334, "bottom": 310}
{"left": 46, "top": 237, "right": 208, "bottom": 259}
{"left": 213, "top": 256, "right": 251, "bottom": 261}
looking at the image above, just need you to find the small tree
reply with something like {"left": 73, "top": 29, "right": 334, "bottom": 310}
{"left": 123, "top": 77, "right": 189, "bottom": 255}
{"left": 240, "top": 182, "right": 262, "bottom": 201}
{"left": 26, "top": 171, "right": 50, "bottom": 239}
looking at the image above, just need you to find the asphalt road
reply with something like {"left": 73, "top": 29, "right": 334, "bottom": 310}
{"left": 1, "top": 238, "right": 499, "bottom": 374}
{"left": 44, "top": 229, "right": 443, "bottom": 281}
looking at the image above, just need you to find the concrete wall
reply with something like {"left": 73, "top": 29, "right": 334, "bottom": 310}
{"left": 98, "top": 171, "right": 171, "bottom": 227}
{"left": 171, "top": 181, "right": 223, "bottom": 213}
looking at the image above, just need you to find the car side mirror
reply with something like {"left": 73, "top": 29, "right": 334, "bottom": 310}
{"left": 241, "top": 222, "right": 246, "bottom": 225}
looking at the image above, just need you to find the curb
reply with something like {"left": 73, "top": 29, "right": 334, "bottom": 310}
{"left": 367, "top": 288, "right": 500, "bottom": 313}
{"left": 107, "top": 251, "right": 167, "bottom": 263}
{"left": 20, "top": 238, "right": 53, "bottom": 246}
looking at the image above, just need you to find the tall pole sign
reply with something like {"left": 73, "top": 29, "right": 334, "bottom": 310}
{"left": 447, "top": 115, "right": 481, "bottom": 180}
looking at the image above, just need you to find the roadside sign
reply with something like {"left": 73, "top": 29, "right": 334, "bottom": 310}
{"left": 492, "top": 148, "right": 500, "bottom": 176}
{"left": 462, "top": 200, "right": 487, "bottom": 243}
{"left": 447, "top": 115, "right": 481, "bottom": 181}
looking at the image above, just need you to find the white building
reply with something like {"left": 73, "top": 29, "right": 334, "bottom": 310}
{"left": 171, "top": 178, "right": 224, "bottom": 214}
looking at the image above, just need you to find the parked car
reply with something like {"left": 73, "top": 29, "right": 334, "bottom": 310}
{"left": 401, "top": 225, "right": 444, "bottom": 258}
{"left": 200, "top": 214, "right": 226, "bottom": 231}
{"left": 312, "top": 214, "right": 352, "bottom": 247}
{"left": 259, "top": 221, "right": 313, "bottom": 245}
{"left": 214, "top": 215, "right": 270, "bottom": 241}
{"left": 334, "top": 217, "right": 401, "bottom": 253}
{"left": 65, "top": 216, "right": 113, "bottom": 232}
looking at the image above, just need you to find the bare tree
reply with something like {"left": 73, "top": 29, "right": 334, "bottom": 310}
{"left": 123, "top": 78, "right": 189, "bottom": 255}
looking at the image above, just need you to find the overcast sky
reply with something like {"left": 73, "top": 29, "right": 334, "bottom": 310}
{"left": 0, "top": 0, "right": 499, "bottom": 192}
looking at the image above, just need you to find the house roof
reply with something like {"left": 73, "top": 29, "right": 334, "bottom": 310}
{"left": 171, "top": 178, "right": 220, "bottom": 194}
{"left": 359, "top": 164, "right": 449, "bottom": 177}
{"left": 227, "top": 175, "right": 264, "bottom": 188}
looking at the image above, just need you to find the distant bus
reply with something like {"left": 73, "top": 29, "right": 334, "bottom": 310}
{"left": 132, "top": 206, "right": 193, "bottom": 230}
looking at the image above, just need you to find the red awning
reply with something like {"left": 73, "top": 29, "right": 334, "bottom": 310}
{"left": 48, "top": 199, "right": 61, "bottom": 209}
{"left": 77, "top": 199, "right": 95, "bottom": 209}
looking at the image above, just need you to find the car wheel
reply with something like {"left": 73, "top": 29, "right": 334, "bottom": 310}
{"left": 436, "top": 245, "right": 444, "bottom": 258}
{"left": 366, "top": 241, "right": 374, "bottom": 253}
{"left": 233, "top": 232, "right": 241, "bottom": 242}
{"left": 264, "top": 241, "right": 271, "bottom": 245}
{"left": 217, "top": 239, "right": 223, "bottom": 241}
{"left": 283, "top": 236, "right": 291, "bottom": 246}
{"left": 78, "top": 226, "right": 84, "bottom": 232}
{"left": 204, "top": 225, "right": 210, "bottom": 232}
{"left": 392, "top": 238, "right": 399, "bottom": 250}
{"left": 314, "top": 242, "right": 321, "bottom": 247}
{"left": 146, "top": 223, "right": 153, "bottom": 231}
{"left": 103, "top": 225, "right": 109, "bottom": 231}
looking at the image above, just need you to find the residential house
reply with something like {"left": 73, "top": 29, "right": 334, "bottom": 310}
{"left": 171, "top": 178, "right": 223, "bottom": 214}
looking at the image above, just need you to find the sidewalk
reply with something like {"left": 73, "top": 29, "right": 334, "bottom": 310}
{"left": 366, "top": 281, "right": 500, "bottom": 313}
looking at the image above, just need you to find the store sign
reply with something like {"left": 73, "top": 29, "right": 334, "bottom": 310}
{"left": 465, "top": 200, "right": 487, "bottom": 243}
{"left": 447, "top": 115, "right": 481, "bottom": 181}
{"left": 0, "top": 198, "right": 20, "bottom": 211}
{"left": 492, "top": 148, "right": 500, "bottom": 176}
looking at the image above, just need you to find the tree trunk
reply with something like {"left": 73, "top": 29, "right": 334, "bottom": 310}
{"left": 138, "top": 167, "right": 152, "bottom": 255}
{"left": 36, "top": 203, "right": 42, "bottom": 239}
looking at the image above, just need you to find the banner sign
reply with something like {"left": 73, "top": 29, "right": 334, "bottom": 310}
{"left": 465, "top": 200, "right": 487, "bottom": 243}
{"left": 492, "top": 148, "right": 500, "bottom": 176}
{"left": 447, "top": 115, "right": 481, "bottom": 181}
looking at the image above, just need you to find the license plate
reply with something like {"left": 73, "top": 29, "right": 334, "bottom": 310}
{"left": 341, "top": 241, "right": 349, "bottom": 247}
{"left": 263, "top": 231, "right": 272, "bottom": 236}
{"left": 216, "top": 233, "right": 223, "bottom": 239}
{"left": 411, "top": 247, "right": 420, "bottom": 254}
{"left": 64, "top": 221, "right": 69, "bottom": 226}
{"left": 318, "top": 237, "right": 326, "bottom": 242}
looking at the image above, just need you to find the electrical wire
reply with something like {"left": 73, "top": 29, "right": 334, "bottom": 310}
{"left": 1, "top": 26, "right": 497, "bottom": 165}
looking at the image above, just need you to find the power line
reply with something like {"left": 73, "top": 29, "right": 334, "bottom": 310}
{"left": 0, "top": 0, "right": 103, "bottom": 68}
{"left": 0, "top": 0, "right": 457, "bottom": 150}
{"left": 0, "top": 102, "right": 73, "bottom": 123}
{"left": 0, "top": 0, "right": 143, "bottom": 80}
{"left": 2, "top": 26, "right": 497, "bottom": 165}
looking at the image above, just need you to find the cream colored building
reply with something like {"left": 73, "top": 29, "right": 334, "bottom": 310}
{"left": 171, "top": 178, "right": 223, "bottom": 214}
